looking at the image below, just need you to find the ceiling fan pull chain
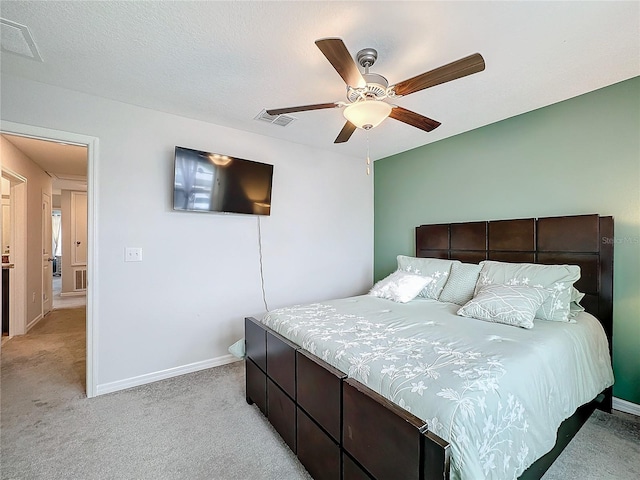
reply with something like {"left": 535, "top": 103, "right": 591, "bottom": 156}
{"left": 366, "top": 132, "right": 371, "bottom": 176}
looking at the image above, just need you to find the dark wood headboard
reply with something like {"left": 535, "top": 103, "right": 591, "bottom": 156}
{"left": 415, "top": 214, "right": 614, "bottom": 348}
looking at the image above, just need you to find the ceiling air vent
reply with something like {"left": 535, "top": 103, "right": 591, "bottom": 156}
{"left": 0, "top": 18, "right": 43, "bottom": 62}
{"left": 255, "top": 109, "right": 295, "bottom": 127}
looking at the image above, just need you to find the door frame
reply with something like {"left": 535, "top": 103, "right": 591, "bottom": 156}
{"left": 1, "top": 168, "right": 27, "bottom": 336}
{"left": 1, "top": 121, "right": 99, "bottom": 398}
{"left": 41, "top": 191, "right": 53, "bottom": 316}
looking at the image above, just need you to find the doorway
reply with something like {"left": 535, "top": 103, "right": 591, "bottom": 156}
{"left": 0, "top": 121, "right": 98, "bottom": 398}
{"left": 52, "top": 191, "right": 88, "bottom": 310}
{"left": 1, "top": 170, "right": 27, "bottom": 339}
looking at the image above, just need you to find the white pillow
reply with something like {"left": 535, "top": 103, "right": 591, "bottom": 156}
{"left": 457, "top": 284, "right": 551, "bottom": 329}
{"left": 396, "top": 255, "right": 457, "bottom": 300}
{"left": 369, "top": 271, "right": 432, "bottom": 303}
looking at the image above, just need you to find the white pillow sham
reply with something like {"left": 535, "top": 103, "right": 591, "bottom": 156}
{"left": 457, "top": 284, "right": 551, "bottom": 329}
{"left": 396, "top": 255, "right": 456, "bottom": 300}
{"left": 475, "top": 260, "right": 580, "bottom": 323}
{"left": 569, "top": 286, "right": 586, "bottom": 317}
{"left": 369, "top": 270, "right": 432, "bottom": 303}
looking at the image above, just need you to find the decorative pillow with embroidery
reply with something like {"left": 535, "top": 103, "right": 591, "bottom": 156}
{"left": 457, "top": 284, "right": 551, "bottom": 329}
{"left": 369, "top": 270, "right": 432, "bottom": 303}
{"left": 475, "top": 260, "right": 581, "bottom": 322}
{"left": 396, "top": 255, "right": 456, "bottom": 300}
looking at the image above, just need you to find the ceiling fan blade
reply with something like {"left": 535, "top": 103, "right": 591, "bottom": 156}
{"left": 391, "top": 53, "right": 485, "bottom": 97}
{"left": 389, "top": 106, "right": 441, "bottom": 132}
{"left": 334, "top": 121, "right": 357, "bottom": 143}
{"left": 266, "top": 103, "right": 339, "bottom": 116}
{"left": 315, "top": 38, "right": 366, "bottom": 88}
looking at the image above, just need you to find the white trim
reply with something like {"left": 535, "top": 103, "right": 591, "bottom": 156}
{"left": 613, "top": 397, "right": 640, "bottom": 416}
{"left": 96, "top": 355, "right": 241, "bottom": 396}
{"left": 60, "top": 291, "right": 87, "bottom": 297}
{"left": 26, "top": 313, "right": 43, "bottom": 331}
{"left": 86, "top": 136, "right": 98, "bottom": 398}
{"left": 0, "top": 120, "right": 99, "bottom": 398}
{"left": 12, "top": 181, "right": 26, "bottom": 335}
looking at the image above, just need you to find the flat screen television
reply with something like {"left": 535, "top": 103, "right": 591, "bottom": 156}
{"left": 173, "top": 146, "right": 273, "bottom": 215}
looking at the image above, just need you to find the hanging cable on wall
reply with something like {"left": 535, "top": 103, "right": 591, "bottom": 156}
{"left": 257, "top": 216, "right": 269, "bottom": 312}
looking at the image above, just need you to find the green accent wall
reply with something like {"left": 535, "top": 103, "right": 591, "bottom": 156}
{"left": 374, "top": 76, "right": 640, "bottom": 405}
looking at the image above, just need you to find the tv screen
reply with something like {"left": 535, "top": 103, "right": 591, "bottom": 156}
{"left": 173, "top": 146, "right": 273, "bottom": 215}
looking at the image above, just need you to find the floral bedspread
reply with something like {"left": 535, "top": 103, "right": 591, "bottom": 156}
{"left": 261, "top": 296, "right": 613, "bottom": 480}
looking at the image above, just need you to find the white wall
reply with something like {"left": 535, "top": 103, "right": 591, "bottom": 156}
{"left": 0, "top": 135, "right": 52, "bottom": 326}
{"left": 1, "top": 74, "right": 373, "bottom": 392}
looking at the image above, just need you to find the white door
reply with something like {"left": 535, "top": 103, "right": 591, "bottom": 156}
{"left": 1, "top": 178, "right": 10, "bottom": 254}
{"left": 42, "top": 192, "right": 53, "bottom": 315}
{"left": 70, "top": 192, "right": 87, "bottom": 291}
{"left": 71, "top": 192, "right": 87, "bottom": 266}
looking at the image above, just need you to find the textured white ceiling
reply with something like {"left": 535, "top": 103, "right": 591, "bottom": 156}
{"left": 1, "top": 1, "right": 638, "bottom": 160}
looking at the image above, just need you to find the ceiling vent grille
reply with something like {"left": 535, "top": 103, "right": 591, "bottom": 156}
{"left": 255, "top": 109, "right": 295, "bottom": 127}
{"left": 0, "top": 18, "right": 43, "bottom": 62}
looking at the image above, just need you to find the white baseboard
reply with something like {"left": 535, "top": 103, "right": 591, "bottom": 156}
{"left": 95, "top": 354, "right": 241, "bottom": 396}
{"left": 87, "top": 361, "right": 640, "bottom": 416}
{"left": 613, "top": 397, "right": 640, "bottom": 416}
{"left": 60, "top": 291, "right": 86, "bottom": 297}
{"left": 26, "top": 314, "right": 43, "bottom": 332}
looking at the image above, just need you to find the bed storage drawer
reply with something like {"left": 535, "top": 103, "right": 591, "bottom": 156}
{"left": 342, "top": 452, "right": 373, "bottom": 480}
{"left": 296, "top": 349, "right": 346, "bottom": 442}
{"left": 266, "top": 330, "right": 297, "bottom": 399}
{"left": 267, "top": 378, "right": 296, "bottom": 452}
{"left": 245, "top": 358, "right": 267, "bottom": 415}
{"left": 297, "top": 407, "right": 340, "bottom": 480}
{"left": 245, "top": 317, "right": 267, "bottom": 371}
{"left": 343, "top": 379, "right": 424, "bottom": 480}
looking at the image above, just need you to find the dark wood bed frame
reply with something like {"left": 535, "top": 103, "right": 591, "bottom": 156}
{"left": 245, "top": 214, "right": 614, "bottom": 480}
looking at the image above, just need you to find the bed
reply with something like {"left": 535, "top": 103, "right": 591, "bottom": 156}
{"left": 244, "top": 214, "right": 614, "bottom": 480}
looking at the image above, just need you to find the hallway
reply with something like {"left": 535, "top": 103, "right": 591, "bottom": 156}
{"left": 1, "top": 306, "right": 86, "bottom": 396}
{"left": 52, "top": 275, "right": 86, "bottom": 310}
{"left": 0, "top": 306, "right": 87, "bottom": 477}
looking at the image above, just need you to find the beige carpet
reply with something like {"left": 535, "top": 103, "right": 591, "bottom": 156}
{"left": 0, "top": 307, "right": 311, "bottom": 480}
{"left": 1, "top": 308, "right": 638, "bottom": 480}
{"left": 52, "top": 275, "right": 86, "bottom": 310}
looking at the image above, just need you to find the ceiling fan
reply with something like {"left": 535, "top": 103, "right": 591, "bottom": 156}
{"left": 266, "top": 38, "right": 485, "bottom": 143}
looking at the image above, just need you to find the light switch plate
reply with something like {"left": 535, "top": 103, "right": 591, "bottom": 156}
{"left": 125, "top": 247, "right": 143, "bottom": 262}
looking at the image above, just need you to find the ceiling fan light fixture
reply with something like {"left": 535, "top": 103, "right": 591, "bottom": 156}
{"left": 208, "top": 153, "right": 232, "bottom": 166}
{"left": 269, "top": 39, "right": 484, "bottom": 142}
{"left": 343, "top": 100, "right": 392, "bottom": 130}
